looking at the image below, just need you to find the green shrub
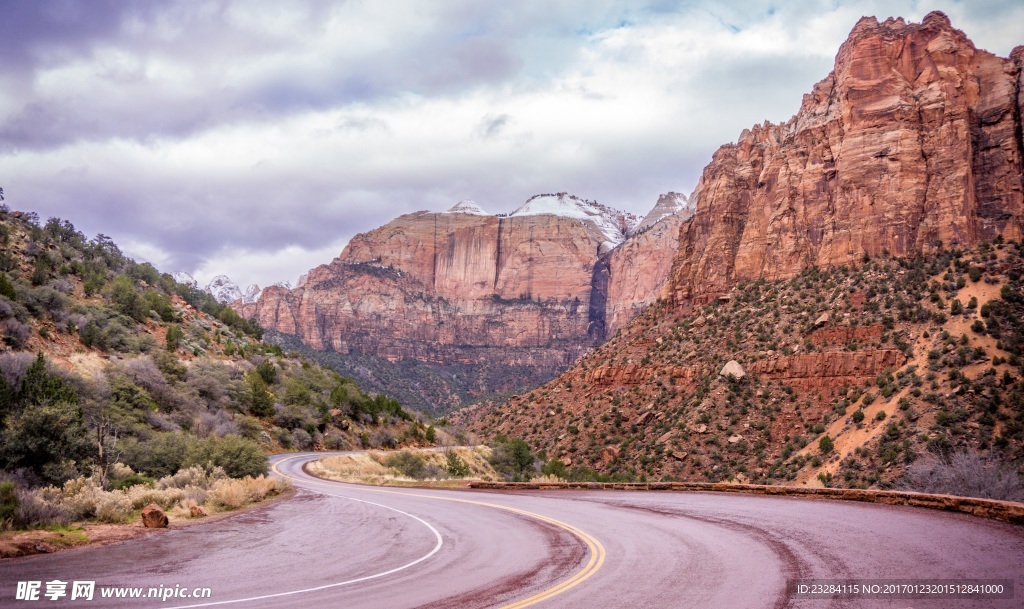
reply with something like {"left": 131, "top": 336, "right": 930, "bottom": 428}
{"left": 119, "top": 434, "right": 188, "bottom": 478}
{"left": 445, "top": 452, "right": 470, "bottom": 477}
{"left": 0, "top": 481, "right": 18, "bottom": 525}
{"left": 184, "top": 435, "right": 267, "bottom": 479}
{"left": 0, "top": 274, "right": 15, "bottom": 300}
{"left": 0, "top": 402, "right": 90, "bottom": 484}
{"left": 384, "top": 451, "right": 428, "bottom": 479}
{"left": 488, "top": 436, "right": 537, "bottom": 481}
{"left": 818, "top": 436, "right": 834, "bottom": 454}
{"left": 852, "top": 409, "right": 865, "bottom": 424}
{"left": 542, "top": 458, "right": 569, "bottom": 478}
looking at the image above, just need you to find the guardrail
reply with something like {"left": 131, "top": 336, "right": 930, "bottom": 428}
{"left": 468, "top": 481, "right": 1024, "bottom": 524}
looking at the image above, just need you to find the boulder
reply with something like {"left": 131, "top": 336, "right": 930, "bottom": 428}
{"left": 141, "top": 504, "right": 168, "bottom": 528}
{"left": 190, "top": 505, "right": 209, "bottom": 518}
{"left": 720, "top": 360, "right": 746, "bottom": 380}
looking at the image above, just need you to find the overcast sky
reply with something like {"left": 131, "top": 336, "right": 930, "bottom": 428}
{"left": 1, "top": 1, "right": 1021, "bottom": 290}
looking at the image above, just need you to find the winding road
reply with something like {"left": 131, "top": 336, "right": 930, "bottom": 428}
{"left": 2, "top": 452, "right": 1023, "bottom": 608}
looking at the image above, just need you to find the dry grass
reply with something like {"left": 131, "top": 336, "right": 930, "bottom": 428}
{"left": 206, "top": 476, "right": 287, "bottom": 511}
{"left": 308, "top": 447, "right": 500, "bottom": 487}
{"left": 5, "top": 465, "right": 290, "bottom": 530}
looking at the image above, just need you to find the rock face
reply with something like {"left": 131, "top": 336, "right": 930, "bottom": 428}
{"left": 604, "top": 193, "right": 693, "bottom": 334}
{"left": 668, "top": 12, "right": 1024, "bottom": 305}
{"left": 238, "top": 194, "right": 688, "bottom": 410}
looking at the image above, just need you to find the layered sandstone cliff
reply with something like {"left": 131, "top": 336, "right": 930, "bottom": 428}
{"left": 237, "top": 194, "right": 687, "bottom": 410}
{"left": 604, "top": 193, "right": 692, "bottom": 333}
{"left": 668, "top": 11, "right": 1024, "bottom": 304}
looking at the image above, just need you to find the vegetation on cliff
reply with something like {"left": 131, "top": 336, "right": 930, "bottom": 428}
{"left": 464, "top": 241, "right": 1024, "bottom": 494}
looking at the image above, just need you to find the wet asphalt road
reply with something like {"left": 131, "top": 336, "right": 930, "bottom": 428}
{"left": 2, "top": 452, "right": 1023, "bottom": 608}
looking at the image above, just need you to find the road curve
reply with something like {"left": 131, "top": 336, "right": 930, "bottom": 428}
{"left": 1, "top": 452, "right": 1021, "bottom": 608}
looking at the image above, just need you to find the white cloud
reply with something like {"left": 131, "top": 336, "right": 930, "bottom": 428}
{"left": 192, "top": 240, "right": 350, "bottom": 290}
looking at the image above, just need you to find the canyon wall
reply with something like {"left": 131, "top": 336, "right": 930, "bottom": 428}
{"left": 668, "top": 12, "right": 1024, "bottom": 304}
{"left": 237, "top": 196, "right": 686, "bottom": 410}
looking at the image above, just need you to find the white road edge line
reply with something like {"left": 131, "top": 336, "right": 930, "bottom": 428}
{"left": 164, "top": 455, "right": 444, "bottom": 609}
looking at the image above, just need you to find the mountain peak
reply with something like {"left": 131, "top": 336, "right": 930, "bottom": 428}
{"left": 443, "top": 200, "right": 489, "bottom": 215}
{"left": 205, "top": 275, "right": 242, "bottom": 303}
{"left": 633, "top": 192, "right": 693, "bottom": 234}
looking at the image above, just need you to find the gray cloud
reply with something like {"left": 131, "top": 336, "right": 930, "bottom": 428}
{"left": 0, "top": 0, "right": 1021, "bottom": 288}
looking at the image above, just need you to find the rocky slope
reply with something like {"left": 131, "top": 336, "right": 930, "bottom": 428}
{"left": 237, "top": 194, "right": 682, "bottom": 412}
{"left": 668, "top": 12, "right": 1024, "bottom": 305}
{"left": 461, "top": 13, "right": 1024, "bottom": 487}
{"left": 462, "top": 243, "right": 1024, "bottom": 487}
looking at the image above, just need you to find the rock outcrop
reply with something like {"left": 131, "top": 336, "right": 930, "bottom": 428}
{"left": 668, "top": 12, "right": 1024, "bottom": 305}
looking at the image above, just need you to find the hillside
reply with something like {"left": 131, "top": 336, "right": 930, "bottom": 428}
{"left": 0, "top": 205, "right": 454, "bottom": 531}
{"left": 461, "top": 242, "right": 1024, "bottom": 487}
{"left": 459, "top": 13, "right": 1024, "bottom": 488}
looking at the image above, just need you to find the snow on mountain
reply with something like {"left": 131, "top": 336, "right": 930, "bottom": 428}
{"left": 205, "top": 275, "right": 243, "bottom": 304}
{"left": 510, "top": 193, "right": 637, "bottom": 253}
{"left": 242, "top": 284, "right": 262, "bottom": 303}
{"left": 633, "top": 192, "right": 694, "bottom": 234}
{"left": 443, "top": 200, "right": 489, "bottom": 215}
{"left": 171, "top": 272, "right": 198, "bottom": 289}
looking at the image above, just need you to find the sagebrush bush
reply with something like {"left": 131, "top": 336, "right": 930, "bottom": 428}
{"left": 59, "top": 477, "right": 104, "bottom": 520}
{"left": 157, "top": 465, "right": 226, "bottom": 490}
{"left": 206, "top": 476, "right": 284, "bottom": 511}
{"left": 13, "top": 486, "right": 71, "bottom": 529}
{"left": 125, "top": 486, "right": 185, "bottom": 510}
{"left": 95, "top": 494, "right": 133, "bottom": 523}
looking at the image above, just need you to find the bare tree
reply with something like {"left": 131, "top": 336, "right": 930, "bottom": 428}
{"left": 899, "top": 451, "right": 1024, "bottom": 501}
{"left": 80, "top": 375, "right": 121, "bottom": 489}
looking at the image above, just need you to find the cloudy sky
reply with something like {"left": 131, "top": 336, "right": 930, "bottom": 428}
{"left": 1, "top": 1, "right": 1021, "bottom": 290}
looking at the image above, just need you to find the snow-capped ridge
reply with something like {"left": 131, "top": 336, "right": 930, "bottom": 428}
{"left": 510, "top": 192, "right": 637, "bottom": 253}
{"left": 633, "top": 192, "right": 693, "bottom": 234}
{"left": 443, "top": 200, "right": 489, "bottom": 215}
{"left": 242, "top": 284, "right": 262, "bottom": 303}
{"left": 205, "top": 275, "right": 243, "bottom": 304}
{"left": 171, "top": 272, "right": 198, "bottom": 289}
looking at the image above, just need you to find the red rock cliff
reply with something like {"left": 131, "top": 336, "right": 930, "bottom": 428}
{"left": 668, "top": 12, "right": 1024, "bottom": 304}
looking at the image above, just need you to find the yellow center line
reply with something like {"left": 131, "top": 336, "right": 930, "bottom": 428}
{"left": 271, "top": 454, "right": 606, "bottom": 608}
